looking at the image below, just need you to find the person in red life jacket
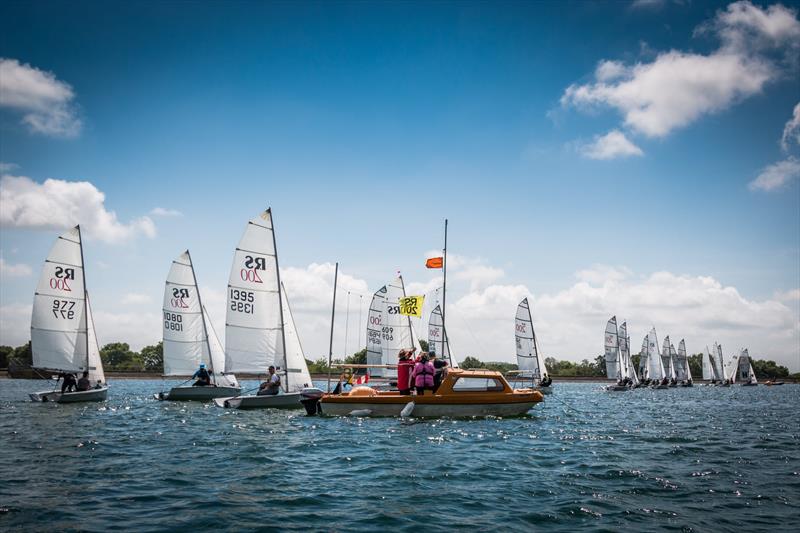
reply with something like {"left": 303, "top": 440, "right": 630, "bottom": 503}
{"left": 411, "top": 353, "right": 435, "bottom": 395}
{"left": 397, "top": 350, "right": 414, "bottom": 396}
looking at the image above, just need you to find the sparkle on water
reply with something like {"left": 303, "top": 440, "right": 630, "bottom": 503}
{"left": 1, "top": 380, "right": 798, "bottom": 531}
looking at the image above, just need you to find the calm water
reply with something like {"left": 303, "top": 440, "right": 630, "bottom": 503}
{"left": 1, "top": 379, "right": 798, "bottom": 532}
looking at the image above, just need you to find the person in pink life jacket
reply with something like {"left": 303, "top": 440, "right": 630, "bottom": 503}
{"left": 411, "top": 353, "right": 435, "bottom": 395}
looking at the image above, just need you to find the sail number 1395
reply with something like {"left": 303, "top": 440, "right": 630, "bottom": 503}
{"left": 230, "top": 289, "right": 255, "bottom": 314}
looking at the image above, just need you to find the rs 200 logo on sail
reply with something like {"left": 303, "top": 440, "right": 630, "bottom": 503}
{"left": 50, "top": 266, "right": 75, "bottom": 291}
{"left": 240, "top": 255, "right": 265, "bottom": 283}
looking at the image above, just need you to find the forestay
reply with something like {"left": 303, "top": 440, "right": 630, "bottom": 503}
{"left": 428, "top": 304, "right": 456, "bottom": 368}
{"left": 225, "top": 210, "right": 283, "bottom": 373}
{"left": 515, "top": 298, "right": 548, "bottom": 380}
{"left": 31, "top": 226, "right": 94, "bottom": 376}
{"left": 604, "top": 316, "right": 620, "bottom": 380}
{"left": 85, "top": 294, "right": 105, "bottom": 384}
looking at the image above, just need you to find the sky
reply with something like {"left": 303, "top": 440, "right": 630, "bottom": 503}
{"left": 1, "top": 0, "right": 799, "bottom": 371}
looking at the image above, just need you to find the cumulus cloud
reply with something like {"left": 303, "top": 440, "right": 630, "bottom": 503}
{"left": 0, "top": 162, "right": 18, "bottom": 173}
{"left": 774, "top": 288, "right": 800, "bottom": 301}
{"left": 0, "top": 256, "right": 32, "bottom": 277}
{"left": 0, "top": 303, "right": 32, "bottom": 346}
{"left": 0, "top": 58, "right": 82, "bottom": 138}
{"left": 150, "top": 207, "right": 183, "bottom": 217}
{"left": 781, "top": 102, "right": 800, "bottom": 151}
{"left": 748, "top": 156, "right": 800, "bottom": 191}
{"left": 121, "top": 293, "right": 152, "bottom": 305}
{"left": 92, "top": 309, "right": 162, "bottom": 351}
{"left": 561, "top": 2, "right": 800, "bottom": 139}
{"left": 579, "top": 130, "right": 644, "bottom": 160}
{"left": 0, "top": 174, "right": 156, "bottom": 242}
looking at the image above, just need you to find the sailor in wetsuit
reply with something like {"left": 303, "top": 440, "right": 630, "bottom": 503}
{"left": 60, "top": 372, "right": 77, "bottom": 393}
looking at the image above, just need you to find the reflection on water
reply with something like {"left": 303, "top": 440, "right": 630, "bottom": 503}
{"left": 1, "top": 379, "right": 799, "bottom": 531}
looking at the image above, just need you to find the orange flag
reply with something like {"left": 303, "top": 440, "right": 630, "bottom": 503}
{"left": 426, "top": 257, "right": 443, "bottom": 269}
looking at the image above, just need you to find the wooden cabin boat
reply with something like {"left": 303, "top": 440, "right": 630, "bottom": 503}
{"left": 317, "top": 369, "right": 544, "bottom": 417}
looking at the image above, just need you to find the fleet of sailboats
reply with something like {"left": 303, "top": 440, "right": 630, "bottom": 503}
{"left": 514, "top": 297, "right": 551, "bottom": 393}
{"left": 365, "top": 277, "right": 422, "bottom": 379}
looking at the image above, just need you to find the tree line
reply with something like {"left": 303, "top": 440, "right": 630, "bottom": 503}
{"left": 1, "top": 341, "right": 793, "bottom": 379}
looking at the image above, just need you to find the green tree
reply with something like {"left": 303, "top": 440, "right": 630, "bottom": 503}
{"left": 139, "top": 342, "right": 163, "bottom": 373}
{"left": 0, "top": 345, "right": 12, "bottom": 368}
{"left": 100, "top": 342, "right": 138, "bottom": 371}
{"left": 419, "top": 339, "right": 429, "bottom": 352}
{"left": 631, "top": 353, "right": 641, "bottom": 373}
{"left": 12, "top": 341, "right": 32, "bottom": 365}
{"left": 688, "top": 353, "right": 703, "bottom": 379}
{"left": 460, "top": 356, "right": 483, "bottom": 369}
{"left": 344, "top": 348, "right": 367, "bottom": 365}
{"left": 751, "top": 359, "right": 789, "bottom": 379}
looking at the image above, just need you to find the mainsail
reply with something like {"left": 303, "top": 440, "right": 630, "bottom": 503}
{"left": 733, "top": 348, "right": 757, "bottom": 384}
{"left": 619, "top": 321, "right": 638, "bottom": 384}
{"left": 639, "top": 334, "right": 649, "bottom": 379}
{"left": 365, "top": 276, "right": 420, "bottom": 378}
{"left": 162, "top": 250, "right": 235, "bottom": 386}
{"left": 604, "top": 316, "right": 621, "bottom": 380}
{"left": 428, "top": 304, "right": 456, "bottom": 368}
{"left": 515, "top": 298, "right": 548, "bottom": 380}
{"left": 671, "top": 342, "right": 684, "bottom": 381}
{"left": 31, "top": 226, "right": 104, "bottom": 383}
{"left": 716, "top": 343, "right": 727, "bottom": 380}
{"left": 647, "top": 328, "right": 666, "bottom": 380}
{"left": 661, "top": 336, "right": 674, "bottom": 379}
{"left": 703, "top": 345, "right": 716, "bottom": 380}
{"left": 678, "top": 339, "right": 691, "bottom": 381}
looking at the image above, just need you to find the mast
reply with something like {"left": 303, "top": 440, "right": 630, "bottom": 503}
{"left": 269, "top": 208, "right": 289, "bottom": 392}
{"left": 187, "top": 249, "right": 215, "bottom": 384}
{"left": 399, "top": 274, "right": 415, "bottom": 349}
{"left": 327, "top": 262, "right": 338, "bottom": 392}
{"left": 77, "top": 225, "right": 90, "bottom": 371}
{"left": 442, "top": 219, "right": 448, "bottom": 330}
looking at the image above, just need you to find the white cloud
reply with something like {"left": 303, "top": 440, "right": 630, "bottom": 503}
{"left": 0, "top": 256, "right": 32, "bottom": 277}
{"left": 150, "top": 207, "right": 183, "bottom": 217}
{"left": 579, "top": 130, "right": 644, "bottom": 160}
{"left": 0, "top": 58, "right": 82, "bottom": 138}
{"left": 121, "top": 293, "right": 152, "bottom": 305}
{"left": 0, "top": 303, "right": 31, "bottom": 346}
{"left": 92, "top": 309, "right": 161, "bottom": 351}
{"left": 443, "top": 265, "right": 800, "bottom": 371}
{"left": 0, "top": 174, "right": 156, "bottom": 242}
{"left": 748, "top": 156, "right": 800, "bottom": 191}
{"left": 774, "top": 288, "right": 800, "bottom": 301}
{"left": 781, "top": 102, "right": 800, "bottom": 151}
{"left": 561, "top": 2, "right": 800, "bottom": 139}
{"left": 0, "top": 162, "right": 18, "bottom": 173}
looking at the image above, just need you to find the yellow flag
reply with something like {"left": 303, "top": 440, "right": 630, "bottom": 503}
{"left": 399, "top": 296, "right": 424, "bottom": 318}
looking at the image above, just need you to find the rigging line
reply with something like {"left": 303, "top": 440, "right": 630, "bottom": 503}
{"left": 451, "top": 309, "right": 489, "bottom": 356}
{"left": 344, "top": 291, "right": 350, "bottom": 358}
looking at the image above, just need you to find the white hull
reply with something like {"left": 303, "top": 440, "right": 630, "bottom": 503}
{"left": 155, "top": 385, "right": 241, "bottom": 401}
{"left": 30, "top": 386, "right": 108, "bottom": 403}
{"left": 320, "top": 400, "right": 538, "bottom": 418}
{"left": 606, "top": 385, "right": 630, "bottom": 391}
{"left": 535, "top": 386, "right": 553, "bottom": 395}
{"left": 214, "top": 391, "right": 304, "bottom": 409}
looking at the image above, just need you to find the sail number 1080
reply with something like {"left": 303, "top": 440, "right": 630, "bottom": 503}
{"left": 230, "top": 289, "right": 255, "bottom": 314}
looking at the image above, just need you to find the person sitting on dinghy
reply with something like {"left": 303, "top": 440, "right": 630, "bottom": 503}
{"left": 60, "top": 372, "right": 77, "bottom": 393}
{"left": 430, "top": 352, "right": 448, "bottom": 392}
{"left": 411, "top": 354, "right": 435, "bottom": 395}
{"left": 257, "top": 366, "right": 281, "bottom": 396}
{"left": 94, "top": 380, "right": 104, "bottom": 389}
{"left": 76, "top": 371, "right": 91, "bottom": 391}
{"left": 192, "top": 364, "right": 212, "bottom": 386}
{"left": 397, "top": 350, "right": 414, "bottom": 396}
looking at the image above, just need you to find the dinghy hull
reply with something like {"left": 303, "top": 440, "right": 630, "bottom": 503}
{"left": 155, "top": 385, "right": 241, "bottom": 401}
{"left": 214, "top": 392, "right": 304, "bottom": 409}
{"left": 30, "top": 386, "right": 108, "bottom": 403}
{"left": 606, "top": 385, "right": 630, "bottom": 391}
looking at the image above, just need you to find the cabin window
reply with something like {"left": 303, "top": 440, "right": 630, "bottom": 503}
{"left": 452, "top": 377, "right": 504, "bottom": 392}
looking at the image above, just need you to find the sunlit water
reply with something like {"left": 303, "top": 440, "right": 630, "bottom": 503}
{"left": 1, "top": 379, "right": 798, "bottom": 531}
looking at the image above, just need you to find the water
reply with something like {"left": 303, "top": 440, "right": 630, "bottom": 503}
{"left": 1, "top": 379, "right": 798, "bottom": 531}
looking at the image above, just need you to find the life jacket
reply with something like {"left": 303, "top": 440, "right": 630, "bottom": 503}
{"left": 413, "top": 362, "right": 435, "bottom": 388}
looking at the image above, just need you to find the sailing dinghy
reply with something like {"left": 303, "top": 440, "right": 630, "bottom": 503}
{"left": 676, "top": 339, "right": 693, "bottom": 386}
{"left": 514, "top": 298, "right": 551, "bottom": 393}
{"left": 29, "top": 226, "right": 107, "bottom": 403}
{"left": 646, "top": 328, "right": 669, "bottom": 388}
{"left": 702, "top": 344, "right": 723, "bottom": 384}
{"left": 619, "top": 322, "right": 640, "bottom": 387}
{"left": 156, "top": 250, "right": 240, "bottom": 401}
{"left": 604, "top": 316, "right": 628, "bottom": 391}
{"left": 214, "top": 209, "right": 316, "bottom": 409}
{"left": 365, "top": 277, "right": 422, "bottom": 379}
{"left": 731, "top": 348, "right": 758, "bottom": 386}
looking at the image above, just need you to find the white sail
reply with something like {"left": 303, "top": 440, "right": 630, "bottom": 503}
{"left": 162, "top": 251, "right": 209, "bottom": 376}
{"left": 515, "top": 298, "right": 544, "bottom": 379}
{"left": 204, "top": 308, "right": 237, "bottom": 387}
{"left": 702, "top": 345, "right": 714, "bottom": 380}
{"left": 734, "top": 348, "right": 757, "bottom": 384}
{"left": 281, "top": 282, "right": 313, "bottom": 393}
{"left": 31, "top": 226, "right": 90, "bottom": 373}
{"left": 428, "top": 304, "right": 456, "bottom": 367}
{"left": 604, "top": 316, "right": 621, "bottom": 380}
{"left": 648, "top": 328, "right": 666, "bottom": 380}
{"left": 619, "top": 322, "right": 638, "bottom": 384}
{"left": 711, "top": 343, "right": 724, "bottom": 381}
{"left": 717, "top": 343, "right": 728, "bottom": 380}
{"left": 678, "top": 339, "right": 691, "bottom": 381}
{"left": 85, "top": 293, "right": 105, "bottom": 384}
{"left": 639, "top": 334, "right": 649, "bottom": 379}
{"left": 225, "top": 210, "right": 283, "bottom": 373}
{"left": 365, "top": 286, "right": 386, "bottom": 376}
{"left": 672, "top": 342, "right": 685, "bottom": 381}
{"left": 661, "top": 336, "right": 674, "bottom": 379}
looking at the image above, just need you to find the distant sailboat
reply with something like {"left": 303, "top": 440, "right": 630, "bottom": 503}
{"left": 29, "top": 226, "right": 107, "bottom": 403}
{"left": 619, "top": 321, "right": 639, "bottom": 386}
{"left": 717, "top": 343, "right": 732, "bottom": 386}
{"left": 215, "top": 209, "right": 314, "bottom": 409}
{"left": 662, "top": 336, "right": 677, "bottom": 386}
{"left": 428, "top": 304, "right": 457, "bottom": 368}
{"left": 365, "top": 277, "right": 421, "bottom": 379}
{"left": 702, "top": 345, "right": 719, "bottom": 383}
{"left": 647, "top": 328, "right": 668, "bottom": 388}
{"left": 514, "top": 297, "right": 551, "bottom": 392}
{"left": 732, "top": 348, "right": 758, "bottom": 386}
{"left": 677, "top": 339, "right": 693, "bottom": 386}
{"left": 639, "top": 334, "right": 649, "bottom": 381}
{"left": 604, "top": 316, "right": 627, "bottom": 390}
{"left": 156, "top": 250, "right": 240, "bottom": 401}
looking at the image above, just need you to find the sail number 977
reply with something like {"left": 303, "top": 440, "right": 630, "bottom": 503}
{"left": 230, "top": 289, "right": 255, "bottom": 314}
{"left": 52, "top": 299, "right": 75, "bottom": 319}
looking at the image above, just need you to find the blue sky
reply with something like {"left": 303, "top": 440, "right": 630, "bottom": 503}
{"left": 1, "top": 0, "right": 799, "bottom": 370}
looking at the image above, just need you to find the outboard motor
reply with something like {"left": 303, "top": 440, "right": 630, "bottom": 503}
{"left": 300, "top": 387, "right": 324, "bottom": 416}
